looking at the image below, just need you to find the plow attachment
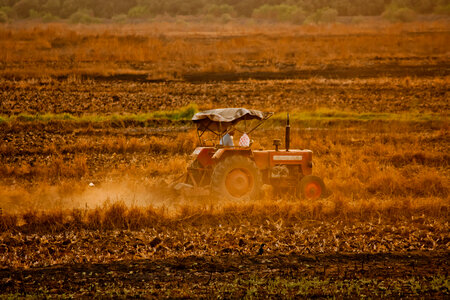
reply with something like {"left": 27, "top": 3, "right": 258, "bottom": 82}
{"left": 172, "top": 182, "right": 210, "bottom": 197}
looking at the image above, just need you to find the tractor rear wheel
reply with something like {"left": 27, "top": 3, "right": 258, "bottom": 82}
{"left": 211, "top": 155, "right": 262, "bottom": 201}
{"left": 298, "top": 175, "right": 325, "bottom": 200}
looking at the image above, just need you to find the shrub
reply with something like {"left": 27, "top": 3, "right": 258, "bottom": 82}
{"left": 408, "top": 0, "right": 440, "bottom": 13}
{"left": 305, "top": 7, "right": 338, "bottom": 24}
{"left": 28, "top": 8, "right": 40, "bottom": 19}
{"left": 0, "top": 10, "right": 7, "bottom": 22}
{"left": 220, "top": 13, "right": 232, "bottom": 23}
{"left": 69, "top": 9, "right": 100, "bottom": 24}
{"left": 43, "top": 0, "right": 60, "bottom": 16}
{"left": 252, "top": 4, "right": 276, "bottom": 20}
{"left": 59, "top": 0, "right": 78, "bottom": 18}
{"left": 434, "top": 4, "right": 450, "bottom": 15}
{"left": 0, "top": 6, "right": 14, "bottom": 18}
{"left": 252, "top": 4, "right": 305, "bottom": 23}
{"left": 290, "top": 8, "right": 307, "bottom": 24}
{"left": 351, "top": 15, "right": 365, "bottom": 24}
{"left": 112, "top": 13, "right": 127, "bottom": 23}
{"left": 127, "top": 5, "right": 149, "bottom": 19}
{"left": 13, "top": 0, "right": 38, "bottom": 18}
{"left": 42, "top": 12, "right": 58, "bottom": 22}
{"left": 382, "top": 4, "right": 416, "bottom": 22}
{"left": 202, "top": 4, "right": 235, "bottom": 17}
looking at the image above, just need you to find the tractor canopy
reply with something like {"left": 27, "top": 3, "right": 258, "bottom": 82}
{"left": 192, "top": 108, "right": 272, "bottom": 133}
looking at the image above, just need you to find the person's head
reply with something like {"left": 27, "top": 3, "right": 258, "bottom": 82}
{"left": 229, "top": 128, "right": 235, "bottom": 135}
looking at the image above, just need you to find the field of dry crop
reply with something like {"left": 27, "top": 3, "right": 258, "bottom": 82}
{"left": 0, "top": 21, "right": 449, "bottom": 298}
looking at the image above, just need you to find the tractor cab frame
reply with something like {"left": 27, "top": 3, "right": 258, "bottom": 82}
{"left": 193, "top": 107, "right": 273, "bottom": 148}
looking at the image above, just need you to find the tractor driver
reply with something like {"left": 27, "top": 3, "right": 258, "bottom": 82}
{"left": 220, "top": 129, "right": 235, "bottom": 147}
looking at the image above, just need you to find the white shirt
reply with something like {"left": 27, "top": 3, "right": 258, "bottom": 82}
{"left": 220, "top": 133, "right": 234, "bottom": 146}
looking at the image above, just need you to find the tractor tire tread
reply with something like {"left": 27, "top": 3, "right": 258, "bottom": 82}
{"left": 298, "top": 175, "right": 326, "bottom": 200}
{"left": 211, "top": 155, "right": 262, "bottom": 201}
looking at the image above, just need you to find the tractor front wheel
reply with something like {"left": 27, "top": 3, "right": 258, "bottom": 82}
{"left": 298, "top": 175, "right": 325, "bottom": 200}
{"left": 211, "top": 156, "right": 262, "bottom": 201}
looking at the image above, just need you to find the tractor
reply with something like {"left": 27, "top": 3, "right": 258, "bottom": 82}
{"left": 174, "top": 108, "right": 326, "bottom": 200}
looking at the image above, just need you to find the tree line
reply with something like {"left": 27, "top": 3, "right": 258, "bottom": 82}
{"left": 0, "top": 0, "right": 449, "bottom": 23}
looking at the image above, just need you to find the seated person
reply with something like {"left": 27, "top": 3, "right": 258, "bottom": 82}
{"left": 220, "top": 129, "right": 235, "bottom": 147}
{"left": 239, "top": 132, "right": 250, "bottom": 147}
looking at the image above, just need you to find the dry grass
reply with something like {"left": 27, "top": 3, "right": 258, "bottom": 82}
{"left": 0, "top": 195, "right": 448, "bottom": 234}
{"left": 0, "top": 21, "right": 448, "bottom": 80}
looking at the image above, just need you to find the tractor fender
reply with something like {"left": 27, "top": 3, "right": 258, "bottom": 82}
{"left": 191, "top": 147, "right": 215, "bottom": 167}
{"left": 212, "top": 148, "right": 253, "bottom": 161}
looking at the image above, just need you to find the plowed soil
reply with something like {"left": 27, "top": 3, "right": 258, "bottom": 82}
{"left": 1, "top": 75, "right": 448, "bottom": 115}
{"left": 1, "top": 252, "right": 448, "bottom": 298}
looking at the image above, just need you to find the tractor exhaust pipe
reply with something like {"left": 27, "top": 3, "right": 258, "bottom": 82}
{"left": 285, "top": 113, "right": 290, "bottom": 152}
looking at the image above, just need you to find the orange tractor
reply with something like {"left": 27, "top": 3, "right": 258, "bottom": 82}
{"left": 174, "top": 108, "right": 326, "bottom": 200}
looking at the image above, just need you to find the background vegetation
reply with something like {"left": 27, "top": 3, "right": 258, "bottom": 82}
{"left": 1, "top": 21, "right": 448, "bottom": 83}
{"left": 0, "top": 0, "right": 449, "bottom": 24}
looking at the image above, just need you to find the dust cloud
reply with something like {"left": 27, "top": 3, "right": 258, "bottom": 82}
{"left": 0, "top": 179, "right": 180, "bottom": 214}
{"left": 0, "top": 178, "right": 280, "bottom": 216}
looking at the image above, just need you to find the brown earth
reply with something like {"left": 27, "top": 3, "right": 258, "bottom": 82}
{"left": 182, "top": 63, "right": 449, "bottom": 82}
{"left": 1, "top": 75, "right": 448, "bottom": 115}
{"left": 1, "top": 252, "right": 448, "bottom": 298}
{"left": 1, "top": 217, "right": 449, "bottom": 297}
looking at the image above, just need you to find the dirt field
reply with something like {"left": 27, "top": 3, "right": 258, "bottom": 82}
{"left": 1, "top": 251, "right": 448, "bottom": 298}
{"left": 0, "top": 22, "right": 449, "bottom": 298}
